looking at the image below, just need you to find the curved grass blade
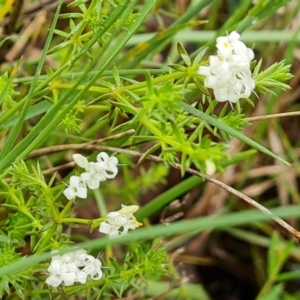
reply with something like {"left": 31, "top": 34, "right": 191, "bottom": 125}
{"left": 0, "top": 205, "right": 299, "bottom": 276}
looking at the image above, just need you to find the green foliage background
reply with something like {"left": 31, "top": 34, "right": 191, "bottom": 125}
{"left": 0, "top": 0, "right": 300, "bottom": 299}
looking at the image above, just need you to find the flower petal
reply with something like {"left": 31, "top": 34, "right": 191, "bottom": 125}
{"left": 47, "top": 257, "right": 62, "bottom": 274}
{"left": 90, "top": 269, "right": 103, "bottom": 280}
{"left": 72, "top": 154, "right": 89, "bottom": 170}
{"left": 103, "top": 166, "right": 118, "bottom": 179}
{"left": 69, "top": 175, "right": 83, "bottom": 187}
{"left": 96, "top": 152, "right": 109, "bottom": 163}
{"left": 61, "top": 272, "right": 77, "bottom": 286}
{"left": 76, "top": 186, "right": 88, "bottom": 199}
{"left": 77, "top": 271, "right": 88, "bottom": 284}
{"left": 63, "top": 187, "right": 76, "bottom": 200}
{"left": 46, "top": 274, "right": 62, "bottom": 288}
{"left": 99, "top": 222, "right": 111, "bottom": 234}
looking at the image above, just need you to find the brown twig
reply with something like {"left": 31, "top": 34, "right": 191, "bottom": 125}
{"left": 28, "top": 129, "right": 135, "bottom": 159}
{"left": 245, "top": 111, "right": 300, "bottom": 122}
{"left": 35, "top": 142, "right": 300, "bottom": 240}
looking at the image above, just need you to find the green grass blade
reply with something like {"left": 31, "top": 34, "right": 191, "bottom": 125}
{"left": 136, "top": 175, "right": 203, "bottom": 220}
{"left": 0, "top": 101, "right": 52, "bottom": 129}
{"left": 0, "top": 205, "right": 300, "bottom": 276}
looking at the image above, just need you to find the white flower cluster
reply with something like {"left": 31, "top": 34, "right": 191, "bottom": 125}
{"left": 46, "top": 249, "right": 102, "bottom": 288}
{"left": 198, "top": 31, "right": 255, "bottom": 103}
{"left": 99, "top": 204, "right": 143, "bottom": 239}
{"left": 63, "top": 152, "right": 118, "bottom": 200}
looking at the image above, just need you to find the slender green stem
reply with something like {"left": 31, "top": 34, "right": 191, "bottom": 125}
{"left": 119, "top": 71, "right": 187, "bottom": 92}
{"left": 61, "top": 218, "right": 92, "bottom": 225}
{"left": 12, "top": 69, "right": 169, "bottom": 84}
{"left": 53, "top": 82, "right": 110, "bottom": 94}
{"left": 18, "top": 206, "right": 42, "bottom": 229}
{"left": 35, "top": 223, "right": 58, "bottom": 253}
{"left": 59, "top": 200, "right": 74, "bottom": 219}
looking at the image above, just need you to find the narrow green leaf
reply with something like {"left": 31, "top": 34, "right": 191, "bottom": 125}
{"left": 0, "top": 101, "right": 52, "bottom": 129}
{"left": 59, "top": 12, "right": 83, "bottom": 19}
{"left": 177, "top": 42, "right": 191, "bottom": 66}
{"left": 47, "top": 40, "right": 71, "bottom": 55}
{"left": 267, "top": 232, "right": 280, "bottom": 277}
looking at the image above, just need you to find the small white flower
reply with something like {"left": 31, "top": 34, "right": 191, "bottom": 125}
{"left": 66, "top": 152, "right": 119, "bottom": 198}
{"left": 80, "top": 162, "right": 107, "bottom": 189}
{"left": 82, "top": 255, "right": 103, "bottom": 280}
{"left": 99, "top": 205, "right": 142, "bottom": 239}
{"left": 198, "top": 31, "right": 255, "bottom": 103}
{"left": 46, "top": 249, "right": 103, "bottom": 288}
{"left": 216, "top": 31, "right": 254, "bottom": 62}
{"left": 95, "top": 152, "right": 119, "bottom": 179}
{"left": 99, "top": 211, "right": 128, "bottom": 238}
{"left": 63, "top": 176, "right": 87, "bottom": 200}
